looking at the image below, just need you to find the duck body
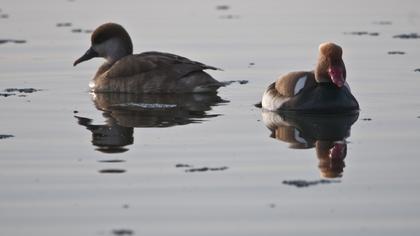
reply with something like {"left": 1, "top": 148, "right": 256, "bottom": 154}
{"left": 91, "top": 51, "right": 221, "bottom": 93}
{"left": 261, "top": 43, "right": 359, "bottom": 113}
{"left": 74, "top": 23, "right": 221, "bottom": 94}
{"left": 262, "top": 71, "right": 359, "bottom": 113}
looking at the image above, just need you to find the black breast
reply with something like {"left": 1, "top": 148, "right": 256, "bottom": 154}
{"left": 280, "top": 83, "right": 359, "bottom": 113}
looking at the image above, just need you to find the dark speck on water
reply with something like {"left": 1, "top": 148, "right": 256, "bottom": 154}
{"left": 238, "top": 80, "right": 248, "bottom": 84}
{"left": 175, "top": 164, "right": 192, "bottom": 168}
{"left": 0, "top": 14, "right": 9, "bottom": 19}
{"left": 4, "top": 88, "right": 40, "bottom": 93}
{"left": 216, "top": 5, "right": 230, "bottom": 10}
{"left": 71, "top": 28, "right": 92, "bottom": 33}
{"left": 56, "top": 22, "right": 72, "bottom": 27}
{"left": 0, "top": 134, "right": 14, "bottom": 139}
{"left": 373, "top": 20, "right": 392, "bottom": 25}
{"left": 283, "top": 179, "right": 340, "bottom": 188}
{"left": 362, "top": 118, "right": 373, "bottom": 121}
{"left": 73, "top": 110, "right": 78, "bottom": 114}
{"left": 220, "top": 14, "right": 240, "bottom": 19}
{"left": 221, "top": 80, "right": 249, "bottom": 86}
{"left": 388, "top": 51, "right": 406, "bottom": 55}
{"left": 185, "top": 166, "right": 228, "bottom": 173}
{"left": 0, "top": 39, "right": 27, "bottom": 44}
{"left": 414, "top": 68, "right": 420, "bottom": 72}
{"left": 112, "top": 229, "right": 134, "bottom": 236}
{"left": 99, "top": 169, "right": 126, "bottom": 174}
{"left": 344, "top": 31, "right": 379, "bottom": 36}
{"left": 393, "top": 33, "right": 420, "bottom": 39}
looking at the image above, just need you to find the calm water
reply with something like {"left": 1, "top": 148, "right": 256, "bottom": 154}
{"left": 1, "top": 0, "right": 420, "bottom": 235}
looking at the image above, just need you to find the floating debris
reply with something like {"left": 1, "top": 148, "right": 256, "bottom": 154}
{"left": 388, "top": 51, "right": 405, "bottom": 55}
{"left": 4, "top": 88, "right": 40, "bottom": 93}
{"left": 0, "top": 14, "right": 9, "bottom": 19}
{"left": 414, "top": 68, "right": 420, "bottom": 72}
{"left": 185, "top": 166, "right": 228, "bottom": 173}
{"left": 238, "top": 80, "right": 248, "bottom": 84}
{"left": 362, "top": 118, "right": 372, "bottom": 121}
{"left": 282, "top": 179, "right": 340, "bottom": 188}
{"left": 1, "top": 88, "right": 40, "bottom": 98}
{"left": 56, "top": 22, "right": 72, "bottom": 27}
{"left": 112, "top": 229, "right": 134, "bottom": 236}
{"left": 220, "top": 14, "right": 240, "bottom": 19}
{"left": 373, "top": 21, "right": 392, "bottom": 25}
{"left": 344, "top": 31, "right": 379, "bottom": 36}
{"left": 99, "top": 169, "right": 126, "bottom": 174}
{"left": 393, "top": 33, "right": 420, "bottom": 39}
{"left": 175, "top": 163, "right": 192, "bottom": 168}
{"left": 216, "top": 5, "right": 230, "bottom": 10}
{"left": 221, "top": 80, "right": 249, "bottom": 86}
{"left": 0, "top": 134, "right": 14, "bottom": 139}
{"left": 73, "top": 110, "right": 79, "bottom": 114}
{"left": 0, "top": 39, "right": 27, "bottom": 44}
{"left": 71, "top": 28, "right": 92, "bottom": 33}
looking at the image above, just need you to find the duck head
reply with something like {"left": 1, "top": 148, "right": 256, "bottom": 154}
{"left": 73, "top": 23, "right": 133, "bottom": 66}
{"left": 315, "top": 42, "right": 346, "bottom": 88}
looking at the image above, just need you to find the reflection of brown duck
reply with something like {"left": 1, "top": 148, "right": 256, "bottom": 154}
{"left": 76, "top": 92, "right": 226, "bottom": 153}
{"left": 262, "top": 111, "right": 358, "bottom": 178}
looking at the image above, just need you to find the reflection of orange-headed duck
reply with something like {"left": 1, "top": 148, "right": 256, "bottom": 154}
{"left": 261, "top": 111, "right": 358, "bottom": 178}
{"left": 316, "top": 141, "right": 347, "bottom": 178}
{"left": 74, "top": 23, "right": 222, "bottom": 93}
{"left": 262, "top": 42, "right": 359, "bottom": 113}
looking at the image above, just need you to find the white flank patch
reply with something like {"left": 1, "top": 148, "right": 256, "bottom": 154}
{"left": 294, "top": 75, "right": 307, "bottom": 95}
{"left": 261, "top": 89, "right": 288, "bottom": 111}
{"left": 294, "top": 129, "right": 308, "bottom": 145}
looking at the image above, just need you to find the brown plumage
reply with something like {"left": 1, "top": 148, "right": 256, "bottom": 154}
{"left": 74, "top": 23, "right": 222, "bottom": 94}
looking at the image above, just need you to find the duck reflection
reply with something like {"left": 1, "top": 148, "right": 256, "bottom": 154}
{"left": 262, "top": 111, "right": 359, "bottom": 178}
{"left": 75, "top": 93, "right": 226, "bottom": 153}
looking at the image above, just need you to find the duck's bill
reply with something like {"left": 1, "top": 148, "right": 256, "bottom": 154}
{"left": 328, "top": 67, "right": 345, "bottom": 88}
{"left": 73, "top": 47, "right": 99, "bottom": 66}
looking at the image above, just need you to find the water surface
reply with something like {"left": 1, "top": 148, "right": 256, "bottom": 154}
{"left": 1, "top": 0, "right": 420, "bottom": 235}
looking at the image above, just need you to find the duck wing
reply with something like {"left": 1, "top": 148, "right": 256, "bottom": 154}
{"left": 105, "top": 51, "right": 218, "bottom": 79}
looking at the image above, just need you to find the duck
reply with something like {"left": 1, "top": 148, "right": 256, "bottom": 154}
{"left": 261, "top": 42, "right": 359, "bottom": 113}
{"left": 73, "top": 23, "right": 222, "bottom": 93}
